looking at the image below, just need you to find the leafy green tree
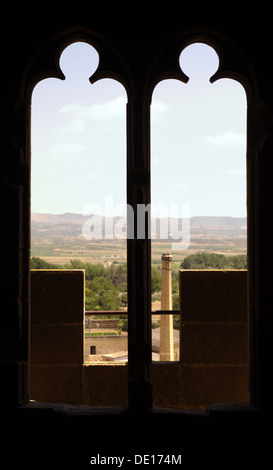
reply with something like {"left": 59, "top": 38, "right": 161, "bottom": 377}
{"left": 30, "top": 257, "right": 59, "bottom": 269}
{"left": 85, "top": 288, "right": 100, "bottom": 310}
{"left": 228, "top": 254, "right": 247, "bottom": 269}
{"left": 120, "top": 293, "right": 128, "bottom": 307}
{"left": 98, "top": 290, "right": 121, "bottom": 310}
{"left": 172, "top": 293, "right": 179, "bottom": 310}
{"left": 66, "top": 260, "right": 106, "bottom": 280}
{"left": 85, "top": 263, "right": 107, "bottom": 280}
{"left": 151, "top": 266, "right": 162, "bottom": 293}
{"left": 181, "top": 253, "right": 247, "bottom": 270}
{"left": 112, "top": 263, "right": 127, "bottom": 291}
{"left": 172, "top": 270, "right": 179, "bottom": 293}
{"left": 65, "top": 259, "right": 86, "bottom": 270}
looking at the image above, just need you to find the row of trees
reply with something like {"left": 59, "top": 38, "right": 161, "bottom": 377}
{"left": 30, "top": 252, "right": 246, "bottom": 311}
{"left": 180, "top": 253, "right": 247, "bottom": 269}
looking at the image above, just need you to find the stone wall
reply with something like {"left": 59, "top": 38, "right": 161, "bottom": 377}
{"left": 30, "top": 269, "right": 85, "bottom": 404}
{"left": 30, "top": 269, "right": 248, "bottom": 408}
{"left": 85, "top": 335, "right": 128, "bottom": 359}
{"left": 180, "top": 269, "right": 248, "bottom": 408}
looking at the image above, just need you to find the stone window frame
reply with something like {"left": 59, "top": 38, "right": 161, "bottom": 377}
{"left": 19, "top": 25, "right": 262, "bottom": 411}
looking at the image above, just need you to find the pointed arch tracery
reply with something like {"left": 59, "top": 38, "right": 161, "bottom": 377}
{"left": 146, "top": 29, "right": 259, "bottom": 105}
{"left": 147, "top": 27, "right": 262, "bottom": 408}
{"left": 21, "top": 27, "right": 133, "bottom": 105}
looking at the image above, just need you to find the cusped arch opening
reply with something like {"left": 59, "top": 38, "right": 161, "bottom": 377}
{"left": 179, "top": 42, "right": 220, "bottom": 82}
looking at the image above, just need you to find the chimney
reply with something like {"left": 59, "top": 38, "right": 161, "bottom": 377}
{"left": 160, "top": 253, "right": 174, "bottom": 361}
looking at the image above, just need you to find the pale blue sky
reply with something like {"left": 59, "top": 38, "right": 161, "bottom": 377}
{"left": 31, "top": 41, "right": 247, "bottom": 217}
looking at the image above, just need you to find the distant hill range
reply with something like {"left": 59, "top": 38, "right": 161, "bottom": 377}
{"left": 31, "top": 212, "right": 247, "bottom": 240}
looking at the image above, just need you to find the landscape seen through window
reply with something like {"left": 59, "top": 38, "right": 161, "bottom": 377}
{"left": 31, "top": 41, "right": 247, "bottom": 363}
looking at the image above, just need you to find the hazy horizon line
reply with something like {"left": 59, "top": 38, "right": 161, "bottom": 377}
{"left": 31, "top": 211, "right": 247, "bottom": 219}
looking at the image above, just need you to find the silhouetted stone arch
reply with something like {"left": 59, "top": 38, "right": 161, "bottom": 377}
{"left": 147, "top": 27, "right": 267, "bottom": 409}
{"left": 15, "top": 23, "right": 267, "bottom": 411}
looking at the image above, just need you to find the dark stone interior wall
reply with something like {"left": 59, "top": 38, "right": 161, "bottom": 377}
{"left": 1, "top": 7, "right": 272, "bottom": 453}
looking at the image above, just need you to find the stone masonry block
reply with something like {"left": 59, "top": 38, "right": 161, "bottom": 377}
{"left": 30, "top": 270, "right": 85, "bottom": 366}
{"left": 31, "top": 324, "right": 83, "bottom": 364}
{"left": 182, "top": 322, "right": 248, "bottom": 364}
{"left": 30, "top": 270, "right": 85, "bottom": 324}
{"left": 152, "top": 363, "right": 183, "bottom": 409}
{"left": 30, "top": 365, "right": 83, "bottom": 404}
{"left": 83, "top": 364, "right": 127, "bottom": 406}
{"left": 182, "top": 364, "right": 249, "bottom": 407}
{"left": 180, "top": 270, "right": 247, "bottom": 322}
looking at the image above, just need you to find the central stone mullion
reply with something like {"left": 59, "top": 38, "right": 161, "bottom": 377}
{"left": 126, "top": 92, "right": 152, "bottom": 411}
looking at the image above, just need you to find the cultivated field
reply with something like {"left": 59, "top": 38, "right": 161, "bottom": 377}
{"left": 31, "top": 236, "right": 247, "bottom": 269}
{"left": 31, "top": 213, "right": 247, "bottom": 268}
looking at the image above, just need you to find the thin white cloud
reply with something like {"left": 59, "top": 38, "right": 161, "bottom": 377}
{"left": 85, "top": 96, "right": 126, "bottom": 120}
{"left": 204, "top": 131, "right": 246, "bottom": 147}
{"left": 51, "top": 142, "right": 86, "bottom": 154}
{"left": 58, "top": 97, "right": 167, "bottom": 134}
{"left": 226, "top": 168, "right": 245, "bottom": 176}
{"left": 88, "top": 172, "right": 101, "bottom": 180}
{"left": 59, "top": 103, "right": 83, "bottom": 114}
{"left": 152, "top": 100, "right": 170, "bottom": 122}
{"left": 59, "top": 96, "right": 126, "bottom": 134}
{"left": 151, "top": 157, "right": 163, "bottom": 166}
{"left": 60, "top": 118, "right": 86, "bottom": 133}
